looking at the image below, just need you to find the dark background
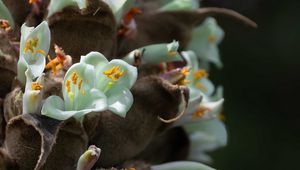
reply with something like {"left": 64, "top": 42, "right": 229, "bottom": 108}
{"left": 201, "top": 0, "right": 300, "bottom": 169}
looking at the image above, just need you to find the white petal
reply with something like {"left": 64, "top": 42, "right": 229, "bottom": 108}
{"left": 151, "top": 161, "right": 215, "bottom": 170}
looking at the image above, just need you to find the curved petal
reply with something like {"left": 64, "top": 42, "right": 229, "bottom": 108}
{"left": 41, "top": 95, "right": 74, "bottom": 120}
{"left": 103, "top": 0, "right": 127, "bottom": 14}
{"left": 159, "top": 0, "right": 199, "bottom": 12}
{"left": 18, "top": 21, "right": 50, "bottom": 82}
{"left": 0, "top": 0, "right": 14, "bottom": 28}
{"left": 151, "top": 161, "right": 215, "bottom": 170}
{"left": 123, "top": 41, "right": 183, "bottom": 65}
{"left": 80, "top": 51, "right": 109, "bottom": 70}
{"left": 106, "top": 86, "right": 133, "bottom": 117}
{"left": 17, "top": 57, "right": 29, "bottom": 84}
{"left": 63, "top": 62, "right": 96, "bottom": 110}
{"left": 47, "top": 0, "right": 87, "bottom": 17}
{"left": 185, "top": 119, "right": 227, "bottom": 162}
{"left": 96, "top": 59, "right": 137, "bottom": 91}
{"left": 187, "top": 17, "right": 224, "bottom": 68}
{"left": 197, "top": 77, "right": 215, "bottom": 97}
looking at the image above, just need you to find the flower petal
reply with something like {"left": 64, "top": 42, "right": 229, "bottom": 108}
{"left": 96, "top": 59, "right": 137, "bottom": 90}
{"left": 159, "top": 0, "right": 199, "bottom": 12}
{"left": 185, "top": 119, "right": 227, "bottom": 162}
{"left": 123, "top": 41, "right": 183, "bottom": 65}
{"left": 187, "top": 17, "right": 224, "bottom": 68}
{"left": 80, "top": 51, "right": 109, "bottom": 69}
{"left": 106, "top": 85, "right": 133, "bottom": 117}
{"left": 18, "top": 21, "right": 50, "bottom": 83}
{"left": 0, "top": 0, "right": 14, "bottom": 28}
{"left": 151, "top": 161, "right": 215, "bottom": 170}
{"left": 63, "top": 62, "right": 96, "bottom": 110}
{"left": 103, "top": 0, "right": 127, "bottom": 14}
{"left": 47, "top": 0, "right": 87, "bottom": 17}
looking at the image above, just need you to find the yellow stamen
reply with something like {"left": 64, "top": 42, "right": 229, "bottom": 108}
{"left": 192, "top": 107, "right": 210, "bottom": 120}
{"left": 66, "top": 80, "right": 71, "bottom": 93}
{"left": 81, "top": 90, "right": 85, "bottom": 96}
{"left": 178, "top": 79, "right": 190, "bottom": 85}
{"left": 36, "top": 49, "right": 46, "bottom": 55}
{"left": 208, "top": 35, "right": 217, "bottom": 43}
{"left": 31, "top": 82, "right": 43, "bottom": 90}
{"left": 193, "top": 69, "right": 208, "bottom": 80}
{"left": 24, "top": 37, "right": 39, "bottom": 54}
{"left": 45, "top": 45, "right": 67, "bottom": 76}
{"left": 180, "top": 68, "right": 190, "bottom": 76}
{"left": 114, "top": 70, "right": 124, "bottom": 79}
{"left": 196, "top": 83, "right": 208, "bottom": 92}
{"left": 103, "top": 66, "right": 124, "bottom": 81}
{"left": 167, "top": 50, "right": 177, "bottom": 57}
{"left": 78, "top": 79, "right": 83, "bottom": 90}
{"left": 71, "top": 72, "right": 78, "bottom": 84}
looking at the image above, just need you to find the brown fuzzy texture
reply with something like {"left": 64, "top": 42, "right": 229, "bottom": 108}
{"left": 117, "top": 7, "right": 257, "bottom": 56}
{"left": 42, "top": 118, "right": 88, "bottom": 170}
{"left": 137, "top": 127, "right": 190, "bottom": 164}
{"left": 3, "top": 87, "right": 23, "bottom": 123}
{"left": 0, "top": 148, "right": 19, "bottom": 170}
{"left": 89, "top": 76, "right": 188, "bottom": 167}
{"left": 0, "top": 31, "right": 18, "bottom": 98}
{"left": 5, "top": 114, "right": 61, "bottom": 170}
{"left": 47, "top": 0, "right": 117, "bottom": 63}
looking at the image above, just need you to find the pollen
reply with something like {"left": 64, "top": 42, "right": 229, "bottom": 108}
{"left": 193, "top": 69, "right": 208, "bottom": 80}
{"left": 24, "top": 37, "right": 39, "bottom": 54}
{"left": 180, "top": 68, "right": 190, "bottom": 76}
{"left": 192, "top": 107, "right": 209, "bottom": 120}
{"left": 71, "top": 72, "right": 78, "bottom": 84}
{"left": 66, "top": 80, "right": 71, "bottom": 93}
{"left": 103, "top": 66, "right": 124, "bottom": 81}
{"left": 31, "top": 82, "right": 43, "bottom": 90}
{"left": 78, "top": 79, "right": 83, "bottom": 90}
{"left": 208, "top": 34, "right": 217, "bottom": 43}
{"left": 45, "top": 45, "right": 67, "bottom": 76}
{"left": 178, "top": 79, "right": 190, "bottom": 86}
{"left": 81, "top": 90, "right": 85, "bottom": 96}
{"left": 167, "top": 50, "right": 177, "bottom": 57}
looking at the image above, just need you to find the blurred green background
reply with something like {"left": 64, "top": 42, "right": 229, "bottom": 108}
{"left": 201, "top": 0, "right": 300, "bottom": 169}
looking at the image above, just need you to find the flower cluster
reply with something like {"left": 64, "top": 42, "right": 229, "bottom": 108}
{"left": 0, "top": 0, "right": 254, "bottom": 169}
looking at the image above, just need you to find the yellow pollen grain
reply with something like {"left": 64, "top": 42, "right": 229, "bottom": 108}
{"left": 31, "top": 82, "right": 43, "bottom": 90}
{"left": 36, "top": 49, "right": 46, "bottom": 55}
{"left": 192, "top": 107, "right": 209, "bottom": 120}
{"left": 167, "top": 50, "right": 177, "bottom": 57}
{"left": 208, "top": 35, "right": 217, "bottom": 43}
{"left": 180, "top": 68, "right": 190, "bottom": 76}
{"left": 24, "top": 38, "right": 38, "bottom": 53}
{"left": 103, "top": 66, "right": 124, "bottom": 81}
{"left": 66, "top": 80, "right": 71, "bottom": 92}
{"left": 193, "top": 70, "right": 208, "bottom": 80}
{"left": 71, "top": 72, "right": 78, "bottom": 84}
{"left": 78, "top": 79, "right": 83, "bottom": 90}
{"left": 178, "top": 79, "right": 190, "bottom": 85}
{"left": 114, "top": 70, "right": 124, "bottom": 79}
{"left": 103, "top": 66, "right": 119, "bottom": 76}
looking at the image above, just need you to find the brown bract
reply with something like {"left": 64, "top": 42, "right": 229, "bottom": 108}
{"left": 88, "top": 76, "right": 188, "bottom": 167}
{"left": 47, "top": 0, "right": 116, "bottom": 63}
